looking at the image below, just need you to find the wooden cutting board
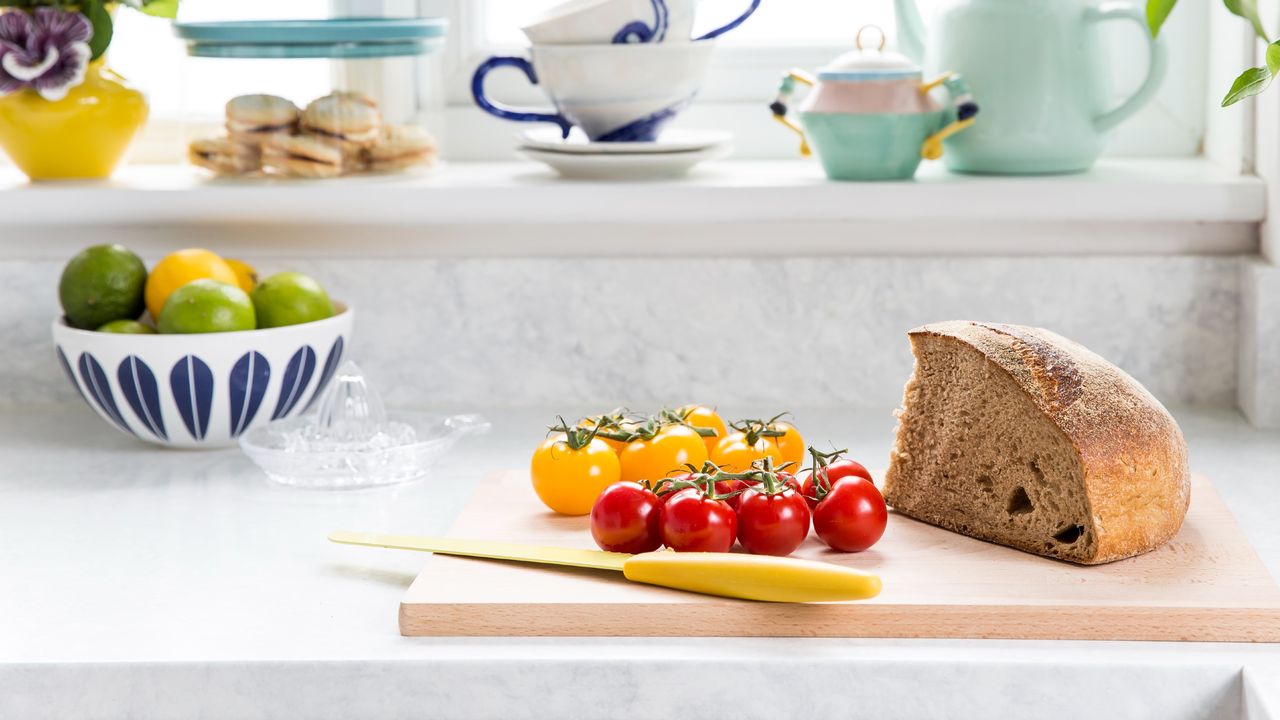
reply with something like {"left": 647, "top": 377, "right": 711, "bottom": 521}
{"left": 400, "top": 473, "right": 1280, "bottom": 641}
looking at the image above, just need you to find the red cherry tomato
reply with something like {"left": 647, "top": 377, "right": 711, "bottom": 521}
{"left": 812, "top": 477, "right": 888, "bottom": 552}
{"left": 590, "top": 482, "right": 663, "bottom": 554}
{"left": 715, "top": 472, "right": 797, "bottom": 512}
{"left": 799, "top": 460, "right": 874, "bottom": 508}
{"left": 714, "top": 477, "right": 748, "bottom": 511}
{"left": 735, "top": 486, "right": 812, "bottom": 557}
{"left": 660, "top": 488, "right": 738, "bottom": 553}
{"left": 654, "top": 473, "right": 693, "bottom": 503}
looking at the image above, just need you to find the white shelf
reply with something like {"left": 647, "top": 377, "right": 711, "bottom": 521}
{"left": 0, "top": 158, "right": 1264, "bottom": 258}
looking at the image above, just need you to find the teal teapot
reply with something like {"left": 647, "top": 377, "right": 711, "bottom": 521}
{"left": 894, "top": 0, "right": 1167, "bottom": 174}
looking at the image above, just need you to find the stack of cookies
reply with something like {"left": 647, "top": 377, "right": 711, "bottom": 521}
{"left": 188, "top": 92, "right": 439, "bottom": 178}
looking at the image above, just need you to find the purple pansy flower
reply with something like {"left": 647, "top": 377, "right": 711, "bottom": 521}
{"left": 0, "top": 7, "right": 93, "bottom": 101}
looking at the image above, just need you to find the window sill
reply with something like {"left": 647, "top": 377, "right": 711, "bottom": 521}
{"left": 0, "top": 158, "right": 1264, "bottom": 258}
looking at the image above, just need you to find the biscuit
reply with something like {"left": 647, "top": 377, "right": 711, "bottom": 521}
{"left": 301, "top": 91, "right": 382, "bottom": 150}
{"left": 188, "top": 137, "right": 261, "bottom": 175}
{"left": 307, "top": 134, "right": 370, "bottom": 170}
{"left": 225, "top": 94, "right": 300, "bottom": 146}
{"left": 262, "top": 134, "right": 343, "bottom": 179}
{"left": 364, "top": 125, "right": 438, "bottom": 172}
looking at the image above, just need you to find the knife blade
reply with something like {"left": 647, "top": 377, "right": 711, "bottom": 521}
{"left": 330, "top": 530, "right": 632, "bottom": 570}
{"left": 329, "top": 530, "right": 882, "bottom": 603}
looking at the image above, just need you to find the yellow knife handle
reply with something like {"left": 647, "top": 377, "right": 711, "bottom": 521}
{"left": 622, "top": 552, "right": 881, "bottom": 603}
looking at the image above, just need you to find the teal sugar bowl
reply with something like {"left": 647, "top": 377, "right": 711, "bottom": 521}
{"left": 770, "top": 26, "right": 978, "bottom": 181}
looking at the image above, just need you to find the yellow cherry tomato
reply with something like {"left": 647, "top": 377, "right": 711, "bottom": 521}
{"left": 711, "top": 431, "right": 784, "bottom": 472}
{"left": 577, "top": 415, "right": 633, "bottom": 453}
{"left": 619, "top": 425, "right": 709, "bottom": 484}
{"left": 771, "top": 421, "right": 806, "bottom": 472}
{"left": 679, "top": 405, "right": 727, "bottom": 454}
{"left": 530, "top": 435, "right": 621, "bottom": 516}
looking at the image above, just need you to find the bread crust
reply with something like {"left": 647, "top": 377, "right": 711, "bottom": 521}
{"left": 888, "top": 321, "right": 1190, "bottom": 565}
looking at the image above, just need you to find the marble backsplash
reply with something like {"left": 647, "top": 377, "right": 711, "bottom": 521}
{"left": 1240, "top": 259, "right": 1280, "bottom": 426}
{"left": 7, "top": 255, "right": 1240, "bottom": 409}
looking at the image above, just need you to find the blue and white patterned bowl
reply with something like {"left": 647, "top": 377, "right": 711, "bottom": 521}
{"left": 51, "top": 305, "right": 354, "bottom": 449}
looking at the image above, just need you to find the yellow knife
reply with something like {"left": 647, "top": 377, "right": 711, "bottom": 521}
{"left": 329, "top": 531, "right": 881, "bottom": 603}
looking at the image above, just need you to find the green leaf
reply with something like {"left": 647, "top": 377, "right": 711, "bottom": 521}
{"left": 139, "top": 0, "right": 179, "bottom": 19}
{"left": 84, "top": 0, "right": 113, "bottom": 61}
{"left": 1222, "top": 65, "right": 1273, "bottom": 106}
{"left": 1267, "top": 39, "right": 1280, "bottom": 75}
{"left": 1146, "top": 0, "right": 1178, "bottom": 36}
{"left": 1223, "top": 0, "right": 1269, "bottom": 41}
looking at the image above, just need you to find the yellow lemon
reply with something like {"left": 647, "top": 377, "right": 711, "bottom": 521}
{"left": 145, "top": 249, "right": 238, "bottom": 321}
{"left": 224, "top": 258, "right": 259, "bottom": 294}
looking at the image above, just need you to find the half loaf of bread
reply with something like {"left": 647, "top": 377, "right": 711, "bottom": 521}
{"left": 883, "top": 321, "right": 1190, "bottom": 565}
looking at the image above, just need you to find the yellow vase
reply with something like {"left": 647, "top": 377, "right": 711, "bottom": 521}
{"left": 0, "top": 60, "right": 149, "bottom": 181}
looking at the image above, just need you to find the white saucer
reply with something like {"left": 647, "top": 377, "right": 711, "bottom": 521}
{"left": 518, "top": 144, "right": 732, "bottom": 180}
{"left": 520, "top": 128, "right": 733, "bottom": 155}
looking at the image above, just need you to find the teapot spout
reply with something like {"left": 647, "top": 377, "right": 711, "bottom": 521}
{"left": 893, "top": 0, "right": 927, "bottom": 64}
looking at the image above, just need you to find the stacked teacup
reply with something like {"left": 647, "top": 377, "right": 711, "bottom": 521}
{"left": 472, "top": 0, "right": 760, "bottom": 176}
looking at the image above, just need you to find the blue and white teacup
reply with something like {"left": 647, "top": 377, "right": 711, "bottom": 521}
{"left": 521, "top": 0, "right": 760, "bottom": 45}
{"left": 472, "top": 42, "right": 716, "bottom": 142}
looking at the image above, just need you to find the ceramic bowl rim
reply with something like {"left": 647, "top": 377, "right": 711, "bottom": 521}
{"left": 51, "top": 303, "right": 353, "bottom": 343}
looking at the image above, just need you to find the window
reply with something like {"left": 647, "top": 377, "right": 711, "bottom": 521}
{"left": 481, "top": 0, "right": 894, "bottom": 46}
{"left": 453, "top": 0, "right": 1206, "bottom": 158}
{"left": 107, "top": 0, "right": 423, "bottom": 161}
{"left": 48, "top": 0, "right": 1214, "bottom": 162}
{"left": 113, "top": 1, "right": 363, "bottom": 119}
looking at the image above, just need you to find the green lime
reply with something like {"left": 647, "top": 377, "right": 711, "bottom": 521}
{"left": 250, "top": 272, "right": 335, "bottom": 329}
{"left": 59, "top": 244, "right": 147, "bottom": 330}
{"left": 157, "top": 280, "right": 256, "bottom": 334}
{"left": 97, "top": 320, "right": 157, "bottom": 334}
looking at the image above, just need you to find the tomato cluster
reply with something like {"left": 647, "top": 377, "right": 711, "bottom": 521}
{"left": 590, "top": 448, "right": 888, "bottom": 558}
{"left": 530, "top": 406, "right": 771, "bottom": 517}
{"left": 531, "top": 407, "right": 889, "bottom": 558}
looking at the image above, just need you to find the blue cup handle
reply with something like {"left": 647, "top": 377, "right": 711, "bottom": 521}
{"left": 470, "top": 56, "right": 573, "bottom": 139}
{"left": 696, "top": 0, "right": 761, "bottom": 40}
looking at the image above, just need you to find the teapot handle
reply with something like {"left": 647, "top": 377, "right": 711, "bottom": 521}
{"left": 921, "top": 72, "right": 979, "bottom": 160}
{"left": 1086, "top": 2, "right": 1168, "bottom": 132}
{"left": 771, "top": 70, "right": 815, "bottom": 157}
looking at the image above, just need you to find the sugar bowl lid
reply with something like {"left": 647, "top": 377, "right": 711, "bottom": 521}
{"left": 818, "top": 26, "right": 921, "bottom": 81}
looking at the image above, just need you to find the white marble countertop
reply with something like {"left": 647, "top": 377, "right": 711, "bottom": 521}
{"left": 3, "top": 404, "right": 1279, "bottom": 720}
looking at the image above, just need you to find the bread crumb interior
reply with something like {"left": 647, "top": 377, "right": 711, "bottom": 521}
{"left": 885, "top": 335, "right": 1097, "bottom": 562}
